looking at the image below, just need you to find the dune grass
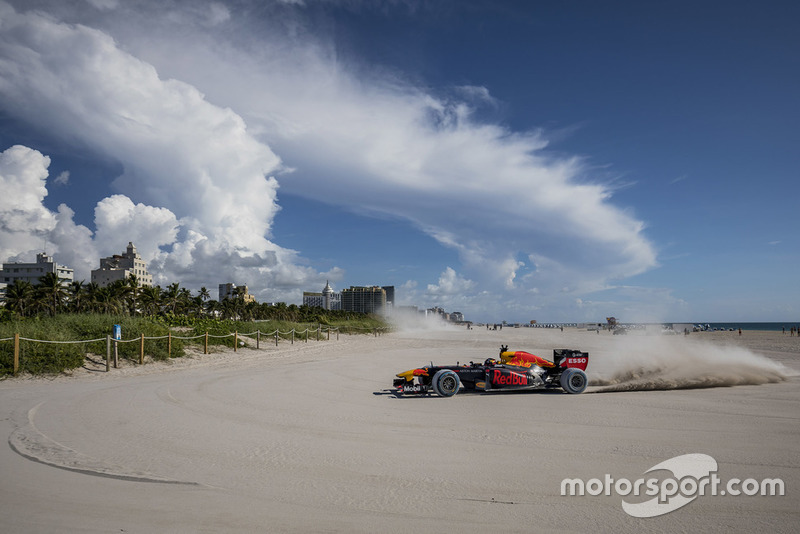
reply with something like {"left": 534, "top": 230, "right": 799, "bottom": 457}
{"left": 0, "top": 313, "right": 390, "bottom": 376}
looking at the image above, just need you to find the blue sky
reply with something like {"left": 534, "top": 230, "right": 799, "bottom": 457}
{"left": 0, "top": 0, "right": 797, "bottom": 323}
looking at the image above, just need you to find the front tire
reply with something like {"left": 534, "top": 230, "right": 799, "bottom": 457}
{"left": 432, "top": 370, "right": 461, "bottom": 397}
{"left": 560, "top": 368, "right": 588, "bottom": 394}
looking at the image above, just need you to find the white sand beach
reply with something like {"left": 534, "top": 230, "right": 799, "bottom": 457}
{"left": 1, "top": 325, "right": 798, "bottom": 533}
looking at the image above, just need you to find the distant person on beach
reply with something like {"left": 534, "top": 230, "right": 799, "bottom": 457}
{"left": 738, "top": 328, "right": 742, "bottom": 336}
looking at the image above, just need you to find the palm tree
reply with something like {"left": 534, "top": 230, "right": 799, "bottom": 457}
{"left": 198, "top": 286, "right": 210, "bottom": 302}
{"left": 178, "top": 287, "right": 193, "bottom": 314}
{"left": 217, "top": 298, "right": 231, "bottom": 320}
{"left": 241, "top": 300, "right": 259, "bottom": 321}
{"left": 161, "top": 283, "right": 181, "bottom": 314}
{"left": 36, "top": 272, "right": 68, "bottom": 316}
{"left": 108, "top": 280, "right": 132, "bottom": 314}
{"left": 84, "top": 282, "right": 102, "bottom": 313}
{"left": 140, "top": 285, "right": 162, "bottom": 316}
{"left": 189, "top": 295, "right": 204, "bottom": 316}
{"left": 197, "top": 287, "right": 211, "bottom": 316}
{"left": 93, "top": 286, "right": 120, "bottom": 314}
{"left": 205, "top": 299, "right": 221, "bottom": 318}
{"left": 126, "top": 274, "right": 140, "bottom": 316}
{"left": 68, "top": 280, "right": 86, "bottom": 313}
{"left": 271, "top": 302, "right": 288, "bottom": 321}
{"left": 4, "top": 280, "right": 34, "bottom": 317}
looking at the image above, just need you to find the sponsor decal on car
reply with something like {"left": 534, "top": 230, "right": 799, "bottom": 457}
{"left": 491, "top": 369, "right": 528, "bottom": 386}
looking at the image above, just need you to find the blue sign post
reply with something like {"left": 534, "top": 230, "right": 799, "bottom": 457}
{"left": 112, "top": 324, "right": 121, "bottom": 368}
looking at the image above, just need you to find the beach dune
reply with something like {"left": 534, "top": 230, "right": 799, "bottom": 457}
{"left": 1, "top": 326, "right": 798, "bottom": 532}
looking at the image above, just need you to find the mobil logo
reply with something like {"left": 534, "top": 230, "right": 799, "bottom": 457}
{"left": 491, "top": 369, "right": 528, "bottom": 386}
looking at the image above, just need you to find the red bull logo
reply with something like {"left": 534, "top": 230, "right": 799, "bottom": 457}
{"left": 492, "top": 369, "right": 528, "bottom": 386}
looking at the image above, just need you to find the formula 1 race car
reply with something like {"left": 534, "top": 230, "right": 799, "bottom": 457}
{"left": 393, "top": 345, "right": 589, "bottom": 397}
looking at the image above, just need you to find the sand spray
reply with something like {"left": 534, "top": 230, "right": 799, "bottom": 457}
{"left": 589, "top": 335, "right": 793, "bottom": 392}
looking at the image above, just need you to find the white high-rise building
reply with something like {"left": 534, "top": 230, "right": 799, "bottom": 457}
{"left": 1, "top": 253, "right": 74, "bottom": 299}
{"left": 322, "top": 281, "right": 340, "bottom": 310}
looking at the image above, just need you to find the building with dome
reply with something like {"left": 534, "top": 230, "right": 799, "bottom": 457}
{"left": 303, "top": 281, "right": 341, "bottom": 310}
{"left": 322, "top": 281, "right": 340, "bottom": 310}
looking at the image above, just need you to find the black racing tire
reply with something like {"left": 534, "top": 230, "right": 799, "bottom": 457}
{"left": 560, "top": 368, "right": 588, "bottom": 394}
{"left": 432, "top": 370, "right": 461, "bottom": 397}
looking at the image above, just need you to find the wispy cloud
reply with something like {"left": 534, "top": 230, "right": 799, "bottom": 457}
{"left": 53, "top": 170, "right": 69, "bottom": 185}
{"left": 0, "top": 0, "right": 660, "bottom": 318}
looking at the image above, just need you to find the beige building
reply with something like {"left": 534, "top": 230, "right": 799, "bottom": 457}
{"left": 218, "top": 283, "right": 256, "bottom": 303}
{"left": 91, "top": 242, "right": 153, "bottom": 287}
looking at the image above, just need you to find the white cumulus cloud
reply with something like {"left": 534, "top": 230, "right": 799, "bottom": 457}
{"left": 0, "top": 2, "right": 334, "bottom": 299}
{"left": 0, "top": 145, "right": 57, "bottom": 258}
{"left": 0, "top": 0, "right": 661, "bottom": 318}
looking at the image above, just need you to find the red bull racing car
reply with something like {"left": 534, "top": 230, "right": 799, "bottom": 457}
{"left": 393, "top": 345, "right": 589, "bottom": 397}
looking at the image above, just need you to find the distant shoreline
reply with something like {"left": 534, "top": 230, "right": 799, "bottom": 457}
{"left": 522, "top": 322, "right": 799, "bottom": 332}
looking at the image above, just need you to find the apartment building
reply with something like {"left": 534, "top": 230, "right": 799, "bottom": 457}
{"left": 91, "top": 242, "right": 153, "bottom": 287}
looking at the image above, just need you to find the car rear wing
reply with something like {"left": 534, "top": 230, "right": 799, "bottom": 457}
{"left": 553, "top": 349, "right": 589, "bottom": 371}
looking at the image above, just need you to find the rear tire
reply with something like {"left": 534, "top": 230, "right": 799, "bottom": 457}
{"left": 432, "top": 370, "right": 461, "bottom": 397}
{"left": 560, "top": 368, "right": 588, "bottom": 394}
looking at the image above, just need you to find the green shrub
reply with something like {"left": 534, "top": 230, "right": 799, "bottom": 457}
{"left": 0, "top": 314, "right": 184, "bottom": 376}
{"left": 0, "top": 313, "right": 389, "bottom": 376}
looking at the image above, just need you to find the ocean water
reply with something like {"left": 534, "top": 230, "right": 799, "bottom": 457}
{"left": 698, "top": 322, "right": 799, "bottom": 332}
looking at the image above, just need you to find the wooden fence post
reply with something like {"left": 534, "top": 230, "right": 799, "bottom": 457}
{"left": 140, "top": 333, "right": 144, "bottom": 364}
{"left": 256, "top": 330, "right": 260, "bottom": 349}
{"left": 291, "top": 329, "right": 294, "bottom": 344}
{"left": 275, "top": 330, "right": 278, "bottom": 346}
{"left": 317, "top": 325, "right": 320, "bottom": 341}
{"left": 336, "top": 328, "right": 339, "bottom": 341}
{"left": 234, "top": 331, "right": 238, "bottom": 352}
{"left": 204, "top": 332, "right": 208, "bottom": 354}
{"left": 168, "top": 332, "right": 172, "bottom": 358}
{"left": 13, "top": 333, "right": 19, "bottom": 375}
{"left": 106, "top": 335, "right": 110, "bottom": 372}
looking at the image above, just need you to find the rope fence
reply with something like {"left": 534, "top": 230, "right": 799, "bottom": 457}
{"left": 1, "top": 325, "right": 389, "bottom": 375}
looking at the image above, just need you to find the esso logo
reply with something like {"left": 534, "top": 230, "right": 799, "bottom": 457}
{"left": 567, "top": 357, "right": 587, "bottom": 364}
